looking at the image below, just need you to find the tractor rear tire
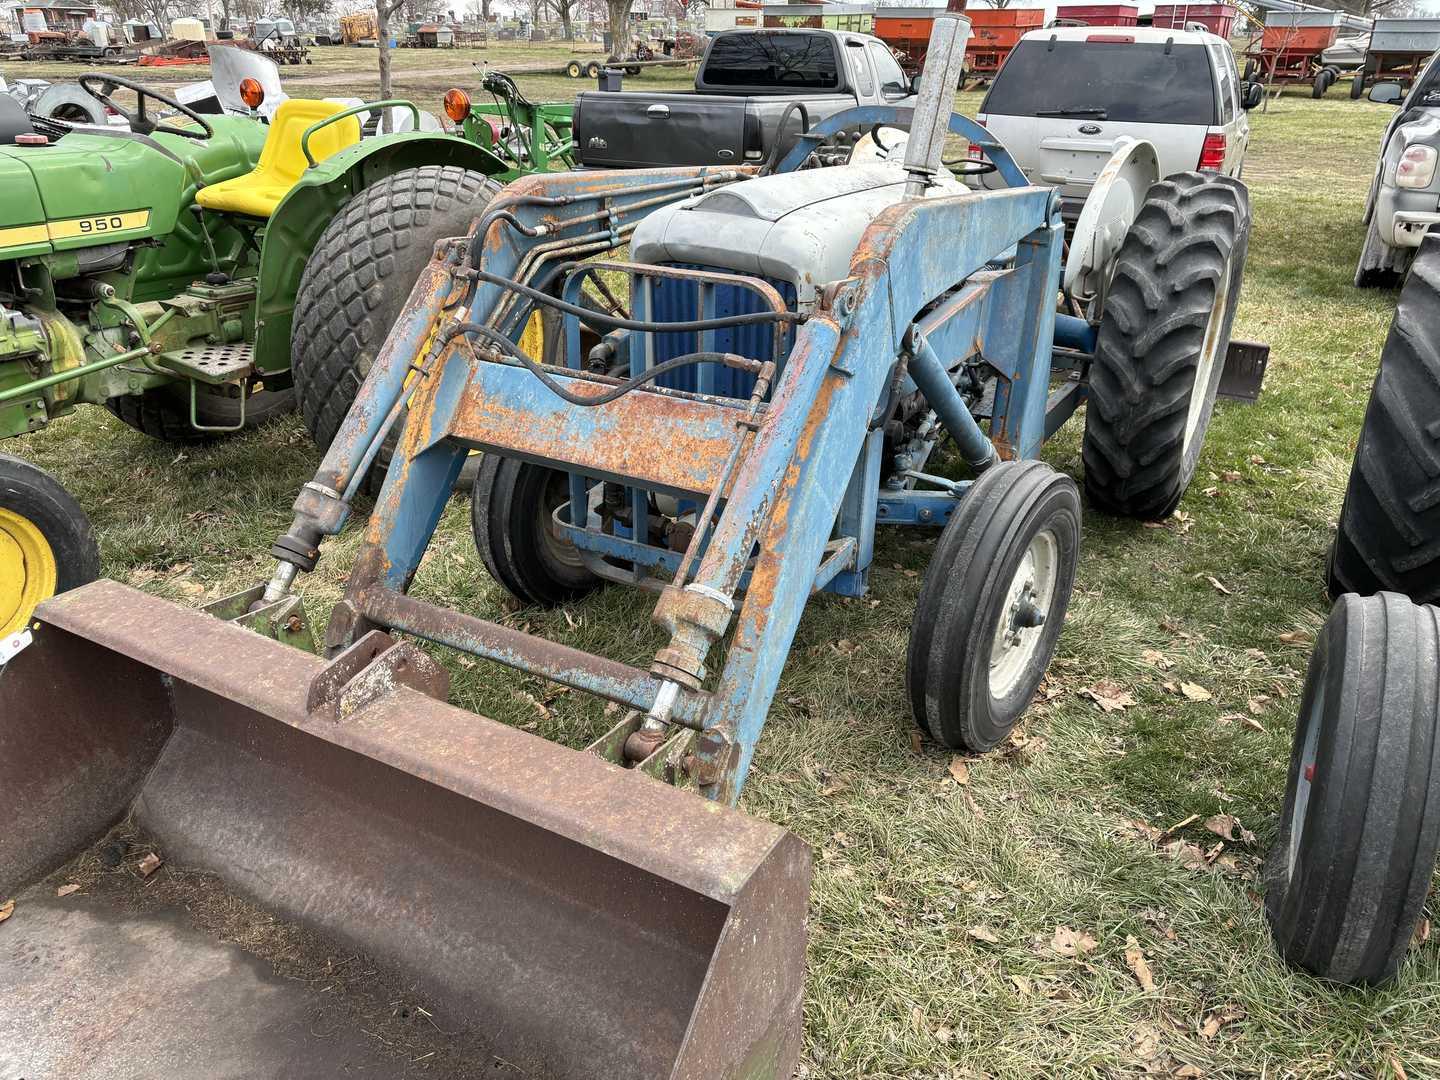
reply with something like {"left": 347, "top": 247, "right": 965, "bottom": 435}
{"left": 105, "top": 383, "right": 293, "bottom": 443}
{"left": 1082, "top": 172, "right": 1250, "bottom": 521}
{"left": 906, "top": 460, "right": 1080, "bottom": 751}
{"left": 1264, "top": 592, "right": 1440, "bottom": 985}
{"left": 290, "top": 165, "right": 500, "bottom": 477}
{"left": 1328, "top": 237, "right": 1440, "bottom": 605}
{"left": 0, "top": 454, "right": 99, "bottom": 637}
{"left": 471, "top": 455, "right": 599, "bottom": 608}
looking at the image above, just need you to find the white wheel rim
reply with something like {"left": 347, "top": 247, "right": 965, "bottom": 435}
{"left": 1183, "top": 250, "right": 1236, "bottom": 457}
{"left": 988, "top": 529, "right": 1060, "bottom": 701}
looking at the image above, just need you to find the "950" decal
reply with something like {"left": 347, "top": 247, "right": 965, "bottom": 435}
{"left": 46, "top": 210, "right": 152, "bottom": 240}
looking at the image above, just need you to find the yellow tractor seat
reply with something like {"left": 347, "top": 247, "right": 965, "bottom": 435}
{"left": 195, "top": 99, "right": 361, "bottom": 219}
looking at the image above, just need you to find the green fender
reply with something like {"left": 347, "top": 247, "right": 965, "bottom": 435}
{"left": 252, "top": 131, "right": 510, "bottom": 377}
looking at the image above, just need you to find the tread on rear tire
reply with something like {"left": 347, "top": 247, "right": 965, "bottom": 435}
{"left": 1329, "top": 235, "right": 1440, "bottom": 605}
{"left": 1082, "top": 172, "right": 1251, "bottom": 521}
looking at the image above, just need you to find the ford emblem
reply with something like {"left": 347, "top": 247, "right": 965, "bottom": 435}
{"left": 1079, "top": 123, "right": 1102, "bottom": 135}
{"left": 717, "top": 148, "right": 734, "bottom": 160}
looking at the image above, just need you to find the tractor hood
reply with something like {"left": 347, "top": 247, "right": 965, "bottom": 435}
{"left": 0, "top": 117, "right": 265, "bottom": 259}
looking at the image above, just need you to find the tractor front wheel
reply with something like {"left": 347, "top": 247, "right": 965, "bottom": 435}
{"left": 1082, "top": 172, "right": 1250, "bottom": 521}
{"left": 0, "top": 454, "right": 99, "bottom": 638}
{"left": 471, "top": 455, "right": 599, "bottom": 608}
{"left": 291, "top": 165, "right": 500, "bottom": 481}
{"left": 1264, "top": 592, "right": 1440, "bottom": 985}
{"left": 906, "top": 460, "right": 1080, "bottom": 751}
{"left": 105, "top": 383, "right": 293, "bottom": 443}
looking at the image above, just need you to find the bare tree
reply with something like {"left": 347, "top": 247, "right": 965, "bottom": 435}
{"left": 549, "top": 0, "right": 579, "bottom": 39}
{"left": 606, "top": 0, "right": 632, "bottom": 56}
{"left": 375, "top": 0, "right": 404, "bottom": 129}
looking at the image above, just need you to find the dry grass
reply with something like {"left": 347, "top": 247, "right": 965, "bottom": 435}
{"left": 8, "top": 45, "right": 1440, "bottom": 1078}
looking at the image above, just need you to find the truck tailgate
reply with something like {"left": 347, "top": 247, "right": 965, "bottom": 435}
{"left": 575, "top": 92, "right": 749, "bottom": 168}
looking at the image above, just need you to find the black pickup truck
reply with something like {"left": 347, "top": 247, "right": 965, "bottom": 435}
{"left": 572, "top": 28, "right": 916, "bottom": 168}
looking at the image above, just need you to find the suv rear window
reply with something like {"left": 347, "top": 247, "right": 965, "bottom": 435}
{"left": 701, "top": 32, "right": 840, "bottom": 90}
{"left": 981, "top": 39, "right": 1218, "bottom": 125}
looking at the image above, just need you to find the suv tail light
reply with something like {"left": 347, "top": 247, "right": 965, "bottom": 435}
{"left": 1397, "top": 144, "right": 1438, "bottom": 189}
{"left": 969, "top": 117, "right": 987, "bottom": 161}
{"left": 1198, "top": 132, "right": 1226, "bottom": 171}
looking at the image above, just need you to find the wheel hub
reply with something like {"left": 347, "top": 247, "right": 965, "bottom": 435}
{"left": 989, "top": 529, "right": 1059, "bottom": 700}
{"left": 0, "top": 507, "right": 57, "bottom": 637}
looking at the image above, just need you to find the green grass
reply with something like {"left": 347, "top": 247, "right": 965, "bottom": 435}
{"left": 9, "top": 48, "right": 1440, "bottom": 1077}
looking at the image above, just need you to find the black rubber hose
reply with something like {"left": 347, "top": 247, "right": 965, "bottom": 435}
{"left": 466, "top": 267, "right": 804, "bottom": 330}
{"left": 760, "top": 100, "right": 811, "bottom": 175}
{"left": 448, "top": 320, "right": 756, "bottom": 407}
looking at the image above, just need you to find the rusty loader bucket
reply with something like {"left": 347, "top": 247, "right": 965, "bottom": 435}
{"left": 0, "top": 582, "right": 810, "bottom": 1079}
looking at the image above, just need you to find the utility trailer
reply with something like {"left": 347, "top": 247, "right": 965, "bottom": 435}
{"left": 1, "top": 18, "right": 1261, "bottom": 1079}
{"left": 1348, "top": 17, "right": 1440, "bottom": 100}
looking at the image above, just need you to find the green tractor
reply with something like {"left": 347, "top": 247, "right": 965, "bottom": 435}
{"left": 0, "top": 73, "right": 521, "bottom": 641}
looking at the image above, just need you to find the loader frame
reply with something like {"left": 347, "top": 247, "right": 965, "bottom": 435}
{"left": 258, "top": 101, "right": 1101, "bottom": 805}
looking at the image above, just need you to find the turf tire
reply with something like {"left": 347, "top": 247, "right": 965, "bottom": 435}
{"left": 290, "top": 166, "right": 499, "bottom": 469}
{"left": 1264, "top": 592, "right": 1440, "bottom": 985}
{"left": 0, "top": 454, "right": 99, "bottom": 634}
{"left": 105, "top": 384, "right": 293, "bottom": 443}
{"left": 471, "top": 455, "right": 599, "bottom": 608}
{"left": 1329, "top": 235, "right": 1440, "bottom": 605}
{"left": 906, "top": 460, "right": 1080, "bottom": 751}
{"left": 1082, "top": 172, "right": 1251, "bottom": 521}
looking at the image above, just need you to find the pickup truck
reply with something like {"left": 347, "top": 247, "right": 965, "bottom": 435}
{"left": 572, "top": 28, "right": 916, "bottom": 169}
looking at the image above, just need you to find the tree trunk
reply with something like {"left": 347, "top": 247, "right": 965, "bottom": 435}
{"left": 560, "top": 7, "right": 572, "bottom": 40}
{"left": 376, "top": 5, "right": 392, "bottom": 132}
{"left": 606, "top": 0, "right": 630, "bottom": 58}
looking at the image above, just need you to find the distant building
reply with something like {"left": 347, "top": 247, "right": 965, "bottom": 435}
{"left": 11, "top": 1, "right": 100, "bottom": 33}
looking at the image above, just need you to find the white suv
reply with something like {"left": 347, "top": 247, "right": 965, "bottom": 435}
{"left": 976, "top": 26, "right": 1256, "bottom": 219}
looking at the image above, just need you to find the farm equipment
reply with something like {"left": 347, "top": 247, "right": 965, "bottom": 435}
{"left": 446, "top": 65, "right": 575, "bottom": 174}
{"left": 961, "top": 7, "right": 1044, "bottom": 84}
{"left": 1347, "top": 17, "right": 1440, "bottom": 100}
{"left": 0, "top": 73, "right": 520, "bottom": 636}
{"left": 0, "top": 17, "right": 1258, "bottom": 1075}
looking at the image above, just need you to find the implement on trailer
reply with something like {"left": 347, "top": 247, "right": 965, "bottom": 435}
{"left": 0, "top": 16, "right": 1225, "bottom": 1078}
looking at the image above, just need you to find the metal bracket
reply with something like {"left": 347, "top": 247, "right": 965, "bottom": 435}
{"left": 306, "top": 629, "right": 450, "bottom": 722}
{"left": 204, "top": 584, "right": 317, "bottom": 653}
{"left": 0, "top": 627, "right": 33, "bottom": 666}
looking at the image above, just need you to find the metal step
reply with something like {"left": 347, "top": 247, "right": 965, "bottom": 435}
{"left": 157, "top": 341, "right": 255, "bottom": 385}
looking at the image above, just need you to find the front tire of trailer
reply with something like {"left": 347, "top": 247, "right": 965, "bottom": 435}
{"left": 290, "top": 165, "right": 500, "bottom": 481}
{"left": 105, "top": 384, "right": 294, "bottom": 443}
{"left": 1264, "top": 592, "right": 1440, "bottom": 986}
{"left": 906, "top": 460, "right": 1080, "bottom": 752}
{"left": 1351, "top": 73, "right": 1366, "bottom": 99}
{"left": 0, "top": 454, "right": 100, "bottom": 638}
{"left": 566, "top": 59, "right": 582, "bottom": 77}
{"left": 471, "top": 455, "right": 599, "bottom": 608}
{"left": 1082, "top": 172, "right": 1250, "bottom": 521}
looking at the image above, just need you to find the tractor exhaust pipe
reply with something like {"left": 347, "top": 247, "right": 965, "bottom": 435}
{"left": 0, "top": 582, "right": 811, "bottom": 1079}
{"left": 904, "top": 14, "right": 974, "bottom": 196}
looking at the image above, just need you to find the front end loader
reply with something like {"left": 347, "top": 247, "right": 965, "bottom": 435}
{"left": 1, "top": 19, "right": 1257, "bottom": 1076}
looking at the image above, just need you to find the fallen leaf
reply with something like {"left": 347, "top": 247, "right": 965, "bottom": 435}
{"left": 1163, "top": 813, "right": 1201, "bottom": 837}
{"left": 137, "top": 852, "right": 163, "bottom": 877}
{"left": 1082, "top": 680, "right": 1137, "bottom": 713}
{"left": 947, "top": 757, "right": 971, "bottom": 785}
{"left": 1131, "top": 1023, "right": 1163, "bottom": 1061}
{"left": 1173, "top": 1066, "right": 1205, "bottom": 1078}
{"left": 1164, "top": 840, "right": 1209, "bottom": 871}
{"left": 1124, "top": 935, "right": 1157, "bottom": 991}
{"left": 1051, "top": 925, "right": 1098, "bottom": 958}
{"left": 1127, "top": 819, "right": 1164, "bottom": 843}
{"left": 1198, "top": 1004, "right": 1246, "bottom": 1039}
{"left": 1413, "top": 917, "right": 1431, "bottom": 948}
{"left": 1241, "top": 715, "right": 1267, "bottom": 734}
{"left": 960, "top": 788, "right": 986, "bottom": 819}
{"left": 1249, "top": 454, "right": 1266, "bottom": 465}
{"left": 1392, "top": 1053, "right": 1409, "bottom": 1080}
{"left": 966, "top": 924, "right": 1001, "bottom": 945}
{"left": 0, "top": 899, "right": 13, "bottom": 924}
{"left": 1141, "top": 649, "right": 1174, "bottom": 671}
{"left": 1205, "top": 814, "right": 1257, "bottom": 845}
{"left": 910, "top": 1005, "right": 926, "bottom": 1034}
{"left": 1202, "top": 486, "right": 1220, "bottom": 498}
{"left": 1277, "top": 631, "right": 1312, "bottom": 647}
{"left": 1205, "top": 575, "right": 1233, "bottom": 596}
{"left": 909, "top": 730, "right": 924, "bottom": 754}
{"left": 1010, "top": 975, "right": 1032, "bottom": 996}
{"left": 1180, "top": 682, "right": 1213, "bottom": 703}
{"left": 1247, "top": 694, "right": 1270, "bottom": 715}
{"left": 56, "top": 883, "right": 80, "bottom": 897}
{"left": 875, "top": 893, "right": 899, "bottom": 908}
{"left": 1221, "top": 470, "right": 1242, "bottom": 483}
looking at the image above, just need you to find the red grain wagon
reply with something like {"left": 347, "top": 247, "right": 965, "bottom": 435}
{"left": 963, "top": 7, "right": 1044, "bottom": 79}
{"left": 1152, "top": 3, "right": 1237, "bottom": 38}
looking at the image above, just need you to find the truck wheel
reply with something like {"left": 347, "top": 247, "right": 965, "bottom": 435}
{"left": 1351, "top": 73, "right": 1366, "bottom": 99}
{"left": 1264, "top": 592, "right": 1440, "bottom": 986}
{"left": 906, "top": 460, "right": 1080, "bottom": 751}
{"left": 105, "top": 383, "right": 293, "bottom": 443}
{"left": 290, "top": 165, "right": 500, "bottom": 475}
{"left": 471, "top": 455, "right": 598, "bottom": 608}
{"left": 1082, "top": 172, "right": 1250, "bottom": 521}
{"left": 0, "top": 454, "right": 99, "bottom": 638}
{"left": 1329, "top": 238, "right": 1440, "bottom": 605}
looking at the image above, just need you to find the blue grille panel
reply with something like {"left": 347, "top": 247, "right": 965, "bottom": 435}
{"left": 643, "top": 265, "right": 796, "bottom": 399}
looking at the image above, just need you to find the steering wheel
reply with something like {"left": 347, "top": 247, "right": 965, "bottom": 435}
{"left": 77, "top": 73, "right": 214, "bottom": 140}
